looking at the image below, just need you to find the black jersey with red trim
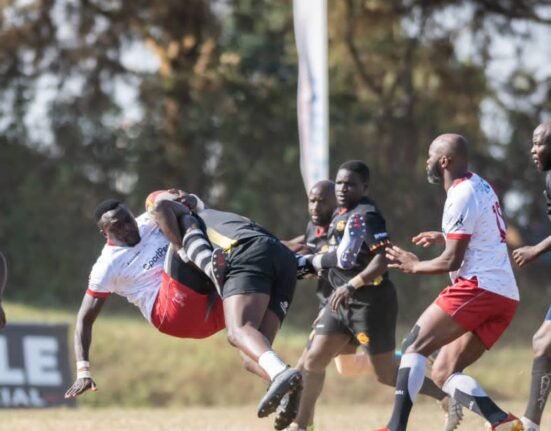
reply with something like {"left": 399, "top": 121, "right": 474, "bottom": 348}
{"left": 304, "top": 221, "right": 332, "bottom": 303}
{"left": 196, "top": 208, "right": 275, "bottom": 252}
{"left": 545, "top": 171, "right": 551, "bottom": 223}
{"left": 326, "top": 196, "right": 391, "bottom": 288}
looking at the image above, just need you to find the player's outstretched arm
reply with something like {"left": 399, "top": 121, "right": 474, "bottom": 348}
{"left": 412, "top": 231, "right": 445, "bottom": 248}
{"left": 65, "top": 294, "right": 107, "bottom": 398}
{"left": 512, "top": 234, "right": 551, "bottom": 267}
{"left": 387, "top": 237, "right": 469, "bottom": 275}
{"left": 0, "top": 251, "right": 7, "bottom": 328}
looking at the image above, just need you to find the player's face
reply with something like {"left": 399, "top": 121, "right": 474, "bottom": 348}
{"left": 104, "top": 205, "right": 141, "bottom": 246}
{"left": 335, "top": 169, "right": 366, "bottom": 208}
{"left": 531, "top": 126, "right": 551, "bottom": 171}
{"left": 308, "top": 187, "right": 335, "bottom": 226}
{"left": 426, "top": 147, "right": 443, "bottom": 184}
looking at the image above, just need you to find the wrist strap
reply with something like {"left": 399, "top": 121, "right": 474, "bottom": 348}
{"left": 345, "top": 282, "right": 355, "bottom": 293}
{"left": 349, "top": 275, "right": 364, "bottom": 289}
{"left": 77, "top": 370, "right": 92, "bottom": 379}
{"left": 77, "top": 360, "right": 90, "bottom": 370}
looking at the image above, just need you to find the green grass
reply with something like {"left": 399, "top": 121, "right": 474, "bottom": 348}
{"left": 3, "top": 301, "right": 537, "bottom": 407}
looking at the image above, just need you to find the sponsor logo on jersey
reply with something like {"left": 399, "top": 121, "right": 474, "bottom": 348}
{"left": 143, "top": 244, "right": 169, "bottom": 270}
{"left": 125, "top": 251, "right": 141, "bottom": 267}
{"left": 452, "top": 215, "right": 464, "bottom": 230}
{"left": 336, "top": 220, "right": 346, "bottom": 232}
{"left": 356, "top": 331, "right": 370, "bottom": 346}
{"left": 373, "top": 232, "right": 388, "bottom": 240}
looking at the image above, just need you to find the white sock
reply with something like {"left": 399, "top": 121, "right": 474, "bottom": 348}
{"left": 400, "top": 352, "right": 427, "bottom": 402}
{"left": 442, "top": 372, "right": 487, "bottom": 398}
{"left": 258, "top": 351, "right": 287, "bottom": 380}
{"left": 521, "top": 417, "right": 540, "bottom": 431}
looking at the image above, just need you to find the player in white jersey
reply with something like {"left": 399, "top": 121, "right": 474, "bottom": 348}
{"left": 65, "top": 198, "right": 226, "bottom": 399}
{"left": 373, "top": 134, "right": 522, "bottom": 431}
{"left": 512, "top": 121, "right": 551, "bottom": 431}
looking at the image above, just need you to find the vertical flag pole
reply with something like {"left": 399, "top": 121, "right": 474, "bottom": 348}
{"left": 293, "top": 0, "right": 329, "bottom": 193}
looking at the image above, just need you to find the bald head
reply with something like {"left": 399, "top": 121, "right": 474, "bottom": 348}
{"left": 430, "top": 134, "right": 469, "bottom": 162}
{"left": 310, "top": 180, "right": 335, "bottom": 197}
{"left": 534, "top": 121, "right": 551, "bottom": 147}
{"left": 532, "top": 121, "right": 551, "bottom": 171}
{"left": 426, "top": 133, "right": 470, "bottom": 186}
{"left": 308, "top": 180, "right": 336, "bottom": 226}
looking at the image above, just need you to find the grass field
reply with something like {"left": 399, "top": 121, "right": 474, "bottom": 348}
{"left": 3, "top": 301, "right": 549, "bottom": 431}
{"left": 1, "top": 402, "right": 549, "bottom": 431}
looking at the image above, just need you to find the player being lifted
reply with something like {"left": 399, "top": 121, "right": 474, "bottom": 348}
{"left": 511, "top": 121, "right": 551, "bottom": 431}
{"left": 175, "top": 192, "right": 302, "bottom": 418}
{"left": 65, "top": 195, "right": 227, "bottom": 398}
{"left": 376, "top": 134, "right": 522, "bottom": 431}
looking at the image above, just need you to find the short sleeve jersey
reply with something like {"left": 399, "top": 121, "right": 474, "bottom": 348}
{"left": 304, "top": 221, "right": 332, "bottom": 303}
{"left": 196, "top": 208, "right": 275, "bottom": 251}
{"left": 87, "top": 213, "right": 170, "bottom": 322}
{"left": 327, "top": 197, "right": 391, "bottom": 287}
{"left": 443, "top": 172, "right": 518, "bottom": 300}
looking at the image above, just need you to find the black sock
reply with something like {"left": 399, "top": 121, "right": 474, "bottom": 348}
{"left": 453, "top": 389, "right": 508, "bottom": 424}
{"left": 387, "top": 367, "right": 413, "bottom": 431}
{"left": 524, "top": 355, "right": 551, "bottom": 424}
{"left": 419, "top": 377, "right": 446, "bottom": 401}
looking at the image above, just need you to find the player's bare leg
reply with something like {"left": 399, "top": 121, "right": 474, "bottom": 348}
{"left": 223, "top": 294, "right": 301, "bottom": 417}
{"left": 292, "top": 333, "right": 350, "bottom": 430}
{"left": 521, "top": 319, "right": 551, "bottom": 431}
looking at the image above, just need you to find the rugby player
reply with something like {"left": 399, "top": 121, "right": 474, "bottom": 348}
{"left": 0, "top": 251, "right": 7, "bottom": 328}
{"left": 287, "top": 161, "right": 451, "bottom": 431}
{"left": 511, "top": 121, "right": 551, "bottom": 431}
{"left": 64, "top": 198, "right": 226, "bottom": 398}
{"left": 275, "top": 180, "right": 369, "bottom": 430}
{"left": 177, "top": 193, "right": 302, "bottom": 418}
{"left": 377, "top": 134, "right": 522, "bottom": 431}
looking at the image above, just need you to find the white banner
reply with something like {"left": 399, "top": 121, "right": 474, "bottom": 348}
{"left": 293, "top": 0, "right": 329, "bottom": 193}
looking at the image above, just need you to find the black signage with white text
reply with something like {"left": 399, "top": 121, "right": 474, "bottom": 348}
{"left": 0, "top": 323, "right": 75, "bottom": 408}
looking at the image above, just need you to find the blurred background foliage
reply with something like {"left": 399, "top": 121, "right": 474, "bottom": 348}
{"left": 1, "top": 0, "right": 550, "bottom": 331}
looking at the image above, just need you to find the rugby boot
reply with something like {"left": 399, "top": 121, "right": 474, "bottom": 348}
{"left": 274, "top": 386, "right": 302, "bottom": 430}
{"left": 487, "top": 414, "right": 524, "bottom": 431}
{"left": 520, "top": 417, "right": 539, "bottom": 431}
{"left": 257, "top": 367, "right": 303, "bottom": 418}
{"left": 440, "top": 396, "right": 464, "bottom": 431}
{"left": 337, "top": 213, "right": 366, "bottom": 269}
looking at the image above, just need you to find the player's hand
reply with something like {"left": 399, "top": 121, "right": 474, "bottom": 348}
{"left": 330, "top": 284, "right": 352, "bottom": 312}
{"left": 411, "top": 231, "right": 445, "bottom": 248}
{"left": 0, "top": 304, "right": 6, "bottom": 329}
{"left": 169, "top": 189, "right": 198, "bottom": 211}
{"left": 64, "top": 377, "right": 98, "bottom": 398}
{"left": 512, "top": 245, "right": 539, "bottom": 268}
{"left": 386, "top": 245, "right": 419, "bottom": 273}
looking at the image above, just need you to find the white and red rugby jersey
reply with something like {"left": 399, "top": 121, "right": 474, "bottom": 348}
{"left": 87, "top": 213, "right": 169, "bottom": 322}
{"left": 442, "top": 172, "right": 518, "bottom": 300}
